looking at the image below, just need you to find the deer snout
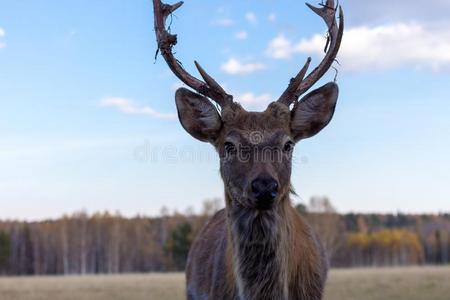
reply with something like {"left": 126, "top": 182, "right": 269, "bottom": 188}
{"left": 250, "top": 176, "right": 279, "bottom": 210}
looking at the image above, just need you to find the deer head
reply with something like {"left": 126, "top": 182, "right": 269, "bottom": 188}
{"left": 153, "top": 0, "right": 343, "bottom": 211}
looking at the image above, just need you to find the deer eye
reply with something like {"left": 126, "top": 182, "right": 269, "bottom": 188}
{"left": 283, "top": 141, "right": 294, "bottom": 153}
{"left": 224, "top": 142, "right": 237, "bottom": 155}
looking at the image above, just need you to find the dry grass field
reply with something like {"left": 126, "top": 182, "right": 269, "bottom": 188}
{"left": 0, "top": 266, "right": 449, "bottom": 300}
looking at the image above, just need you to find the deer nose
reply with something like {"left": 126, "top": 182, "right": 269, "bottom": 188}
{"left": 251, "top": 176, "right": 279, "bottom": 209}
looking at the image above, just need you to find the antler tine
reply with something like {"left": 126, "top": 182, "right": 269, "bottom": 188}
{"left": 194, "top": 61, "right": 233, "bottom": 105}
{"left": 297, "top": 2, "right": 344, "bottom": 96}
{"left": 277, "top": 57, "right": 312, "bottom": 105}
{"left": 153, "top": 0, "right": 232, "bottom": 108}
{"left": 277, "top": 0, "right": 344, "bottom": 107}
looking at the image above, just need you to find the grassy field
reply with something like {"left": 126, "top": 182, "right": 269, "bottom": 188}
{"left": 0, "top": 266, "right": 449, "bottom": 300}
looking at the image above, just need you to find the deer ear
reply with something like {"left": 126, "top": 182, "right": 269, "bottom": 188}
{"left": 175, "top": 88, "right": 222, "bottom": 142}
{"left": 291, "top": 82, "right": 338, "bottom": 141}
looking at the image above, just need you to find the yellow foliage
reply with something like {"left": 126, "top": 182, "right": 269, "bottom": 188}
{"left": 347, "top": 229, "right": 424, "bottom": 264}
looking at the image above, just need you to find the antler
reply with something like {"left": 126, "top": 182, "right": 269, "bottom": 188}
{"left": 153, "top": 0, "right": 233, "bottom": 108}
{"left": 278, "top": 0, "right": 344, "bottom": 106}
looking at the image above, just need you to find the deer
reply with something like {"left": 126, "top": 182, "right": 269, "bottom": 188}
{"left": 153, "top": 0, "right": 344, "bottom": 299}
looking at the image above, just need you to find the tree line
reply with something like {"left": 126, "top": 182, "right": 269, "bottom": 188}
{"left": 0, "top": 200, "right": 448, "bottom": 275}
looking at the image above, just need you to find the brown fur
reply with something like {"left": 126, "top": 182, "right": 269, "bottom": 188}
{"left": 155, "top": 1, "right": 342, "bottom": 296}
{"left": 186, "top": 203, "right": 327, "bottom": 300}
{"left": 183, "top": 101, "right": 333, "bottom": 300}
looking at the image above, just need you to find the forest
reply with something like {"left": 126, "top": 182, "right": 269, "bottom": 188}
{"left": 0, "top": 199, "right": 449, "bottom": 275}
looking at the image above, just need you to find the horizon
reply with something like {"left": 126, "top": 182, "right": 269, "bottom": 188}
{"left": 1, "top": 0, "right": 450, "bottom": 220}
{"left": 1, "top": 204, "right": 449, "bottom": 223}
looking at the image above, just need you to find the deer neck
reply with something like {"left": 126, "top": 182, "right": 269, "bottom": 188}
{"left": 225, "top": 193, "right": 291, "bottom": 300}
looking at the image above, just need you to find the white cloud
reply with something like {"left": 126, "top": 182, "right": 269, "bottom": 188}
{"left": 211, "top": 18, "right": 234, "bottom": 27}
{"left": 297, "top": 23, "right": 450, "bottom": 72}
{"left": 236, "top": 92, "right": 273, "bottom": 110}
{"left": 345, "top": 1, "right": 450, "bottom": 25}
{"left": 267, "top": 23, "right": 450, "bottom": 72}
{"left": 245, "top": 12, "right": 257, "bottom": 25}
{"left": 221, "top": 58, "right": 266, "bottom": 75}
{"left": 234, "top": 31, "right": 248, "bottom": 40}
{"left": 268, "top": 13, "right": 277, "bottom": 23}
{"left": 0, "top": 28, "right": 6, "bottom": 49}
{"left": 266, "top": 34, "right": 295, "bottom": 59}
{"left": 100, "top": 97, "right": 176, "bottom": 120}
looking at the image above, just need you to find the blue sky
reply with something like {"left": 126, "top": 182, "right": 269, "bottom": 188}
{"left": 0, "top": 0, "right": 449, "bottom": 220}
